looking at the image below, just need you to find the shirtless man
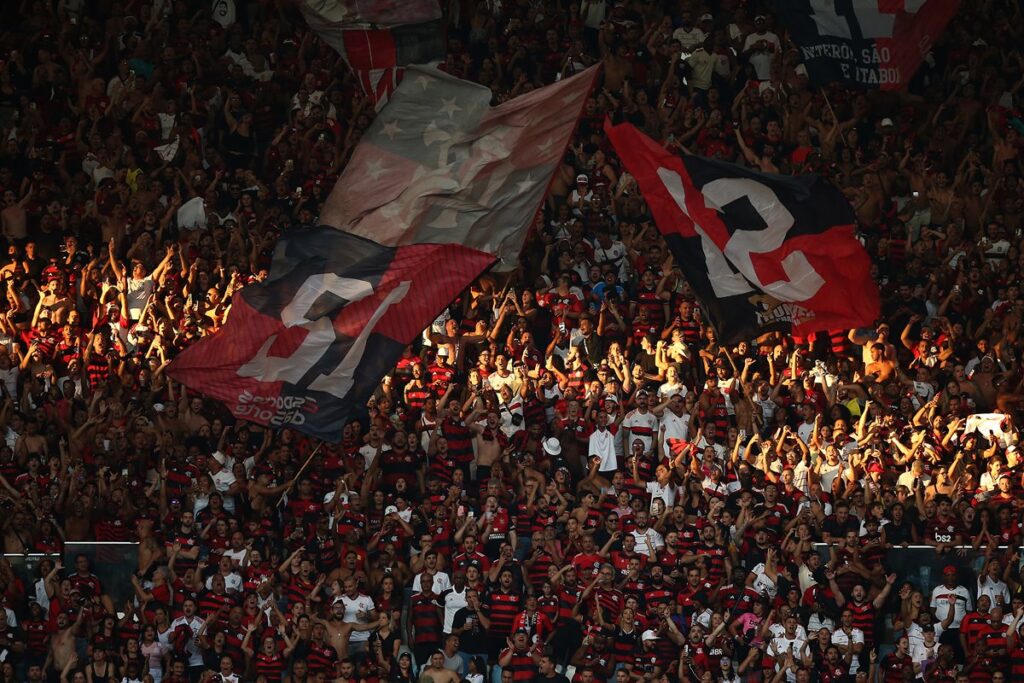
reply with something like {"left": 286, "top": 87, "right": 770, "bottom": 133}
{"left": 14, "top": 417, "right": 48, "bottom": 462}
{"left": 418, "top": 651, "right": 460, "bottom": 683}
{"left": 314, "top": 595, "right": 369, "bottom": 659}
{"left": 470, "top": 410, "right": 505, "bottom": 480}
{"left": 849, "top": 324, "right": 897, "bottom": 363}
{"left": 864, "top": 344, "right": 897, "bottom": 383}
{"left": 50, "top": 609, "right": 86, "bottom": 672}
{"left": 0, "top": 187, "right": 30, "bottom": 245}
{"left": 971, "top": 355, "right": 1012, "bottom": 411}
{"left": 329, "top": 577, "right": 378, "bottom": 658}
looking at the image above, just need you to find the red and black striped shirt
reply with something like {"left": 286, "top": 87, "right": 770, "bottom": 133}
{"left": 485, "top": 589, "right": 522, "bottom": 636}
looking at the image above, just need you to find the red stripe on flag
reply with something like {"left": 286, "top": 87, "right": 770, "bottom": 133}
{"left": 344, "top": 28, "right": 398, "bottom": 72}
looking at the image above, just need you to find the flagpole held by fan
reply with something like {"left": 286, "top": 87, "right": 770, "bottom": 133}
{"left": 276, "top": 443, "right": 323, "bottom": 508}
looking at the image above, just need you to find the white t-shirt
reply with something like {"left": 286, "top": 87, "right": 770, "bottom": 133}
{"left": 589, "top": 427, "right": 617, "bottom": 472}
{"left": 672, "top": 26, "right": 706, "bottom": 51}
{"left": 977, "top": 576, "right": 1011, "bottom": 607}
{"left": 622, "top": 409, "right": 658, "bottom": 454}
{"left": 630, "top": 528, "right": 664, "bottom": 557}
{"left": 340, "top": 594, "right": 375, "bottom": 642}
{"left": 168, "top": 616, "right": 205, "bottom": 666}
{"left": 831, "top": 628, "right": 864, "bottom": 673}
{"left": 905, "top": 621, "right": 943, "bottom": 652}
{"left": 412, "top": 571, "right": 451, "bottom": 594}
{"left": 750, "top": 563, "right": 778, "bottom": 599}
{"left": 592, "top": 241, "right": 628, "bottom": 278}
{"left": 657, "top": 381, "right": 687, "bottom": 402}
{"left": 769, "top": 635, "right": 805, "bottom": 681}
{"left": 124, "top": 275, "right": 155, "bottom": 320}
{"left": 659, "top": 410, "right": 690, "bottom": 459}
{"left": 359, "top": 443, "right": 389, "bottom": 471}
{"left": 205, "top": 571, "right": 243, "bottom": 594}
{"left": 910, "top": 639, "right": 939, "bottom": 676}
{"left": 930, "top": 584, "right": 972, "bottom": 628}
{"left": 440, "top": 586, "right": 468, "bottom": 633}
{"left": 210, "top": 467, "right": 237, "bottom": 513}
{"left": 646, "top": 481, "right": 678, "bottom": 511}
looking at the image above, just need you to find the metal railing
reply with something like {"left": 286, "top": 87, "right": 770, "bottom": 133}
{"left": 4, "top": 543, "right": 139, "bottom": 610}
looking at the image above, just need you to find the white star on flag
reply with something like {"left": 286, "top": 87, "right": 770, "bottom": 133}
{"left": 439, "top": 97, "right": 462, "bottom": 119}
{"left": 516, "top": 174, "right": 536, "bottom": 194}
{"left": 415, "top": 74, "right": 432, "bottom": 90}
{"left": 535, "top": 137, "right": 556, "bottom": 157}
{"left": 365, "top": 159, "right": 386, "bottom": 180}
{"left": 379, "top": 120, "right": 403, "bottom": 140}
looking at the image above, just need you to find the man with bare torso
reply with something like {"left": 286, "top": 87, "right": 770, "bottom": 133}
{"left": 49, "top": 609, "right": 85, "bottom": 672}
{"left": 418, "top": 651, "right": 460, "bottom": 683}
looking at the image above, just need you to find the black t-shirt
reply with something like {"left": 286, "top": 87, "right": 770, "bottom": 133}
{"left": 537, "top": 674, "right": 571, "bottom": 683}
{"left": 884, "top": 517, "right": 914, "bottom": 545}
{"left": 451, "top": 607, "right": 488, "bottom": 654}
{"left": 822, "top": 514, "right": 860, "bottom": 540}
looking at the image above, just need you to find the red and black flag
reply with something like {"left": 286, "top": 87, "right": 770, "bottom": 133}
{"left": 605, "top": 120, "right": 879, "bottom": 344}
{"left": 777, "top": 0, "right": 959, "bottom": 89}
{"left": 168, "top": 66, "right": 598, "bottom": 440}
{"left": 168, "top": 229, "right": 494, "bottom": 442}
{"left": 297, "top": 0, "right": 445, "bottom": 108}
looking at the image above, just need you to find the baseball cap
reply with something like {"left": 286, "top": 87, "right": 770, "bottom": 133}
{"left": 943, "top": 565, "right": 957, "bottom": 575}
{"left": 576, "top": 174, "right": 589, "bottom": 183}
{"left": 385, "top": 505, "right": 399, "bottom": 515}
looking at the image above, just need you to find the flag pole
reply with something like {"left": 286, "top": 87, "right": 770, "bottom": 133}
{"left": 276, "top": 443, "right": 323, "bottom": 508}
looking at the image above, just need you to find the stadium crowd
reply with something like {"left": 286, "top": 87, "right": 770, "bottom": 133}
{"left": 0, "top": 1, "right": 1022, "bottom": 683}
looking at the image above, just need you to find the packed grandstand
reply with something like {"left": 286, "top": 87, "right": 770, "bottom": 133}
{"left": 0, "top": 1, "right": 1020, "bottom": 683}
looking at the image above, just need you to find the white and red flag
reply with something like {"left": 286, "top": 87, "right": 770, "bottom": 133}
{"left": 322, "top": 65, "right": 600, "bottom": 270}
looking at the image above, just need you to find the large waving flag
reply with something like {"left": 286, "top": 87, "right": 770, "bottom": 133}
{"left": 778, "top": 0, "right": 959, "bottom": 90}
{"left": 168, "top": 229, "right": 493, "bottom": 441}
{"left": 298, "top": 0, "right": 445, "bottom": 108}
{"left": 322, "top": 65, "right": 600, "bottom": 270}
{"left": 605, "top": 120, "right": 879, "bottom": 343}
{"left": 168, "top": 67, "right": 598, "bottom": 441}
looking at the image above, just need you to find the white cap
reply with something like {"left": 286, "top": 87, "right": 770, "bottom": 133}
{"left": 385, "top": 505, "right": 399, "bottom": 515}
{"left": 880, "top": 117, "right": 895, "bottom": 128}
{"left": 543, "top": 437, "right": 562, "bottom": 456}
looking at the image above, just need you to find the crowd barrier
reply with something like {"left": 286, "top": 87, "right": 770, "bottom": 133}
{"left": 3, "top": 543, "right": 139, "bottom": 610}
